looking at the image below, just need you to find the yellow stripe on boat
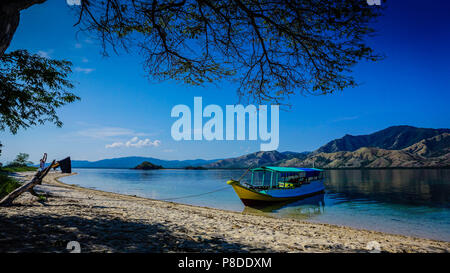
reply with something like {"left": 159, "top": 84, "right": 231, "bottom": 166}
{"left": 227, "top": 180, "right": 291, "bottom": 202}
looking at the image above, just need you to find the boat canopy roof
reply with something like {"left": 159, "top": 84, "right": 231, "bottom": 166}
{"left": 251, "top": 166, "right": 323, "bottom": 176}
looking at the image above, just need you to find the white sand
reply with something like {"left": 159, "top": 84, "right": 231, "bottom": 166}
{"left": 0, "top": 172, "right": 448, "bottom": 253}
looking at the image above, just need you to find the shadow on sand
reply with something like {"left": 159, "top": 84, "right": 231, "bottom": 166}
{"left": 0, "top": 210, "right": 270, "bottom": 253}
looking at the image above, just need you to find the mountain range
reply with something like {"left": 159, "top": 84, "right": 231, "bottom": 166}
{"left": 71, "top": 156, "right": 219, "bottom": 169}
{"left": 72, "top": 126, "right": 450, "bottom": 169}
{"left": 315, "top": 126, "right": 450, "bottom": 154}
{"left": 203, "top": 126, "right": 450, "bottom": 169}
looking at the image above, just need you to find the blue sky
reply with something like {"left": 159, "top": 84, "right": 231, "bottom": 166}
{"left": 1, "top": 0, "right": 450, "bottom": 164}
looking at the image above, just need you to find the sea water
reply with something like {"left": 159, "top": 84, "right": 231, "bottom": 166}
{"left": 60, "top": 168, "right": 450, "bottom": 241}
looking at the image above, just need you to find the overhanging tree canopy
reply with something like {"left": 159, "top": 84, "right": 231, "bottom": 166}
{"left": 74, "top": 0, "right": 384, "bottom": 103}
{"left": 0, "top": 50, "right": 79, "bottom": 134}
{"left": 0, "top": 0, "right": 384, "bottom": 135}
{"left": 0, "top": 0, "right": 78, "bottom": 135}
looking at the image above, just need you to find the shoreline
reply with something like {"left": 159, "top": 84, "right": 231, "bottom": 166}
{"left": 69, "top": 166, "right": 450, "bottom": 170}
{"left": 0, "top": 171, "right": 449, "bottom": 253}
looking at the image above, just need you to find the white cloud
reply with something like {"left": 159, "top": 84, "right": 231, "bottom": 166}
{"left": 37, "top": 50, "right": 53, "bottom": 58}
{"left": 104, "top": 142, "right": 124, "bottom": 148}
{"left": 81, "top": 57, "right": 89, "bottom": 63}
{"left": 66, "top": 0, "right": 81, "bottom": 5}
{"left": 106, "top": 137, "right": 161, "bottom": 149}
{"left": 77, "top": 127, "right": 136, "bottom": 139}
{"left": 74, "top": 67, "right": 95, "bottom": 74}
{"left": 76, "top": 127, "right": 149, "bottom": 140}
{"left": 75, "top": 43, "right": 83, "bottom": 48}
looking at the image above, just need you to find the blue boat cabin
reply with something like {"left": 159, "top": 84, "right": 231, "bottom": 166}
{"left": 246, "top": 166, "right": 324, "bottom": 190}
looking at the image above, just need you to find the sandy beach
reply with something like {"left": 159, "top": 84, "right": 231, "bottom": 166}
{"left": 0, "top": 171, "right": 449, "bottom": 253}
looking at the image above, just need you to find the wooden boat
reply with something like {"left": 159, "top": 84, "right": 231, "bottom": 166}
{"left": 227, "top": 166, "right": 325, "bottom": 206}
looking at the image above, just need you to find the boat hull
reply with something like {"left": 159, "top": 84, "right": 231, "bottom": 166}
{"left": 227, "top": 179, "right": 325, "bottom": 206}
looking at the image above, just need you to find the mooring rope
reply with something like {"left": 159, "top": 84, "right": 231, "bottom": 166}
{"left": 159, "top": 185, "right": 231, "bottom": 201}
{"left": 159, "top": 165, "right": 255, "bottom": 201}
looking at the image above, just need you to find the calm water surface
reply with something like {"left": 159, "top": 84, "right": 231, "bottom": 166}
{"left": 60, "top": 168, "right": 450, "bottom": 241}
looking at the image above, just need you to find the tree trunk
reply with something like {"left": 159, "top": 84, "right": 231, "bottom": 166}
{"left": 0, "top": 0, "right": 47, "bottom": 57}
{"left": 0, "top": 5, "right": 20, "bottom": 57}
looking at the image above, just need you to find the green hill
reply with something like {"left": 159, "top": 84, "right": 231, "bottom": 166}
{"left": 132, "top": 161, "right": 163, "bottom": 170}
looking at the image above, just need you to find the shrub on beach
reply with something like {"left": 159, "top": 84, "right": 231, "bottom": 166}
{"left": 8, "top": 153, "right": 33, "bottom": 167}
{"left": 1, "top": 153, "right": 37, "bottom": 173}
{"left": 1, "top": 166, "right": 38, "bottom": 173}
{"left": 0, "top": 174, "right": 21, "bottom": 199}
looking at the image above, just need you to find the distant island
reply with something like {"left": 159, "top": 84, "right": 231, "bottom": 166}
{"left": 132, "top": 161, "right": 163, "bottom": 170}
{"left": 184, "top": 166, "right": 207, "bottom": 170}
{"left": 72, "top": 126, "right": 450, "bottom": 169}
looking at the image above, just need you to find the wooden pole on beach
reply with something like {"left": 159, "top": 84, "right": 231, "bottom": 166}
{"left": 0, "top": 160, "right": 55, "bottom": 206}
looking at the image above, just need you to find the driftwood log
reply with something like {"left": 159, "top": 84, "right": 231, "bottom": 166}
{"left": 0, "top": 160, "right": 55, "bottom": 206}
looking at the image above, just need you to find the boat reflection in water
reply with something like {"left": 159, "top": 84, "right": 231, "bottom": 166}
{"left": 242, "top": 193, "right": 325, "bottom": 220}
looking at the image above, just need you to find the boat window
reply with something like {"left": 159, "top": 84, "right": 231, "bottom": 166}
{"left": 278, "top": 172, "right": 301, "bottom": 183}
{"left": 251, "top": 171, "right": 272, "bottom": 187}
{"left": 249, "top": 170, "right": 322, "bottom": 188}
{"left": 239, "top": 171, "right": 253, "bottom": 185}
{"left": 276, "top": 172, "right": 307, "bottom": 188}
